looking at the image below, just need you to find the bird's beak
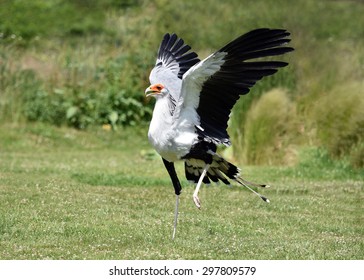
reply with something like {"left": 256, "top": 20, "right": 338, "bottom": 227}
{"left": 145, "top": 86, "right": 158, "bottom": 97}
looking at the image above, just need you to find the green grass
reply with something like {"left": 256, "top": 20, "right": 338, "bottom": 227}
{"left": 0, "top": 124, "right": 363, "bottom": 259}
{"left": 1, "top": 0, "right": 364, "bottom": 260}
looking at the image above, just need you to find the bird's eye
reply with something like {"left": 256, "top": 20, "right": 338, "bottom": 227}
{"left": 156, "top": 85, "right": 163, "bottom": 91}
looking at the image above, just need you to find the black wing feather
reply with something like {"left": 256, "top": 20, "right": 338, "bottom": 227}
{"left": 157, "top": 33, "right": 200, "bottom": 79}
{"left": 197, "top": 28, "right": 293, "bottom": 144}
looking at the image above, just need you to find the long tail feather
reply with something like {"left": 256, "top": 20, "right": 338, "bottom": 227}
{"left": 213, "top": 154, "right": 270, "bottom": 202}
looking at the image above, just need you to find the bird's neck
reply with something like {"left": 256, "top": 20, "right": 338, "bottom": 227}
{"left": 149, "top": 97, "right": 173, "bottom": 139}
{"left": 152, "top": 97, "right": 173, "bottom": 123}
{"left": 148, "top": 97, "right": 177, "bottom": 160}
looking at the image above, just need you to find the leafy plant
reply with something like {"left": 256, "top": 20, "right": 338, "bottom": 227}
{"left": 23, "top": 89, "right": 67, "bottom": 126}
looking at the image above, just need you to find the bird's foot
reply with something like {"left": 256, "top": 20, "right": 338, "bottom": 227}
{"left": 193, "top": 194, "right": 201, "bottom": 209}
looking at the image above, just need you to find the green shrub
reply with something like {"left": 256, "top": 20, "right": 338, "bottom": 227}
{"left": 350, "top": 142, "right": 364, "bottom": 169}
{"left": 0, "top": 62, "right": 42, "bottom": 123}
{"left": 242, "top": 88, "right": 296, "bottom": 165}
{"left": 20, "top": 52, "right": 153, "bottom": 129}
{"left": 0, "top": 34, "right": 153, "bottom": 129}
{"left": 311, "top": 82, "right": 364, "bottom": 161}
{"left": 23, "top": 85, "right": 152, "bottom": 129}
{"left": 23, "top": 89, "right": 67, "bottom": 126}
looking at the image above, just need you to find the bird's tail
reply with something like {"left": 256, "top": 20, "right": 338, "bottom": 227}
{"left": 184, "top": 154, "right": 270, "bottom": 202}
{"left": 211, "top": 154, "right": 270, "bottom": 203}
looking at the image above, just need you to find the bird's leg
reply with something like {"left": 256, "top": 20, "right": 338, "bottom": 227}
{"left": 162, "top": 158, "right": 182, "bottom": 240}
{"left": 193, "top": 164, "right": 210, "bottom": 209}
{"left": 172, "top": 194, "right": 179, "bottom": 240}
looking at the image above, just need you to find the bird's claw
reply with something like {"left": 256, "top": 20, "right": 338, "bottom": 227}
{"left": 193, "top": 195, "right": 201, "bottom": 209}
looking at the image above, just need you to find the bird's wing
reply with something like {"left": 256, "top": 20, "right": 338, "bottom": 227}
{"left": 149, "top": 33, "right": 200, "bottom": 102}
{"left": 173, "top": 28, "right": 294, "bottom": 145}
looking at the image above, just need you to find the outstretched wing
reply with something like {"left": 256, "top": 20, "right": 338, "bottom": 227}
{"left": 175, "top": 28, "right": 294, "bottom": 145}
{"left": 149, "top": 33, "right": 200, "bottom": 102}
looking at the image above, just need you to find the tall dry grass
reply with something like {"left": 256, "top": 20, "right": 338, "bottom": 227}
{"left": 242, "top": 89, "right": 298, "bottom": 165}
{"left": 311, "top": 82, "right": 364, "bottom": 165}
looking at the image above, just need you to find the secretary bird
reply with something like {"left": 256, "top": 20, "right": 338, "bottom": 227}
{"left": 145, "top": 28, "right": 293, "bottom": 239}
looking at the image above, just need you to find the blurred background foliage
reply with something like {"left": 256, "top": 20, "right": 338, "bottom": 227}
{"left": 0, "top": 0, "right": 363, "bottom": 169}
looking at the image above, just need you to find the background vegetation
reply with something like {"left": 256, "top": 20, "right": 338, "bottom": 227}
{"left": 0, "top": 0, "right": 363, "bottom": 259}
{"left": 1, "top": 0, "right": 363, "bottom": 168}
{"left": 1, "top": 0, "right": 364, "bottom": 168}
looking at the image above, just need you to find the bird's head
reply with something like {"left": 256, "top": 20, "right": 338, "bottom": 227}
{"left": 145, "top": 83, "right": 168, "bottom": 98}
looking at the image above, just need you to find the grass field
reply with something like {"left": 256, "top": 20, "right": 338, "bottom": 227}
{"left": 1, "top": 0, "right": 363, "bottom": 261}
{"left": 0, "top": 124, "right": 362, "bottom": 260}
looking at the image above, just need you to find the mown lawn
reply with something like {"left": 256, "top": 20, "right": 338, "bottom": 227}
{"left": 0, "top": 124, "right": 363, "bottom": 260}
